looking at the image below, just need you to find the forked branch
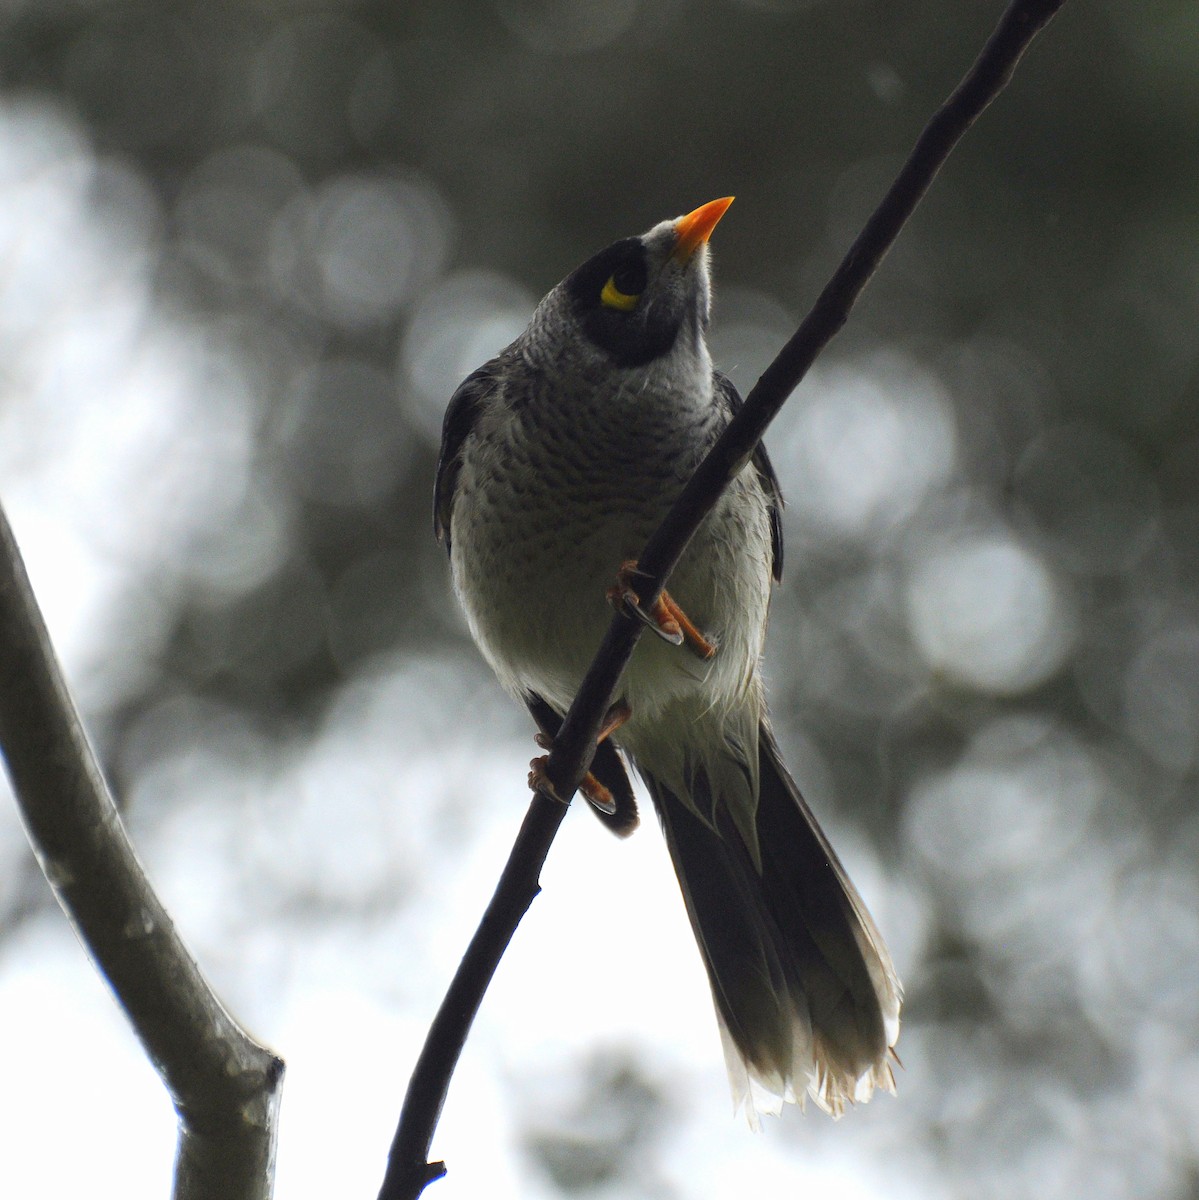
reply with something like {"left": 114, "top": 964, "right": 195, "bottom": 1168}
{"left": 0, "top": 507, "right": 284, "bottom": 1200}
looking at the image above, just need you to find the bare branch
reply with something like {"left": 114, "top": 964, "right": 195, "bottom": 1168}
{"left": 377, "top": 793, "right": 567, "bottom": 1199}
{"left": 0, "top": 504, "right": 284, "bottom": 1200}
{"left": 380, "top": 1, "right": 1069, "bottom": 1194}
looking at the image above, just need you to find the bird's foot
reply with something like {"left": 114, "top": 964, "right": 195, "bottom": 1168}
{"left": 528, "top": 751, "right": 617, "bottom": 813}
{"left": 606, "top": 559, "right": 717, "bottom": 660}
{"left": 528, "top": 700, "right": 632, "bottom": 812}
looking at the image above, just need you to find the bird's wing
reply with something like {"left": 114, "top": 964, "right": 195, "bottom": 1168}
{"left": 713, "top": 372, "right": 784, "bottom": 583}
{"left": 433, "top": 363, "right": 500, "bottom": 553}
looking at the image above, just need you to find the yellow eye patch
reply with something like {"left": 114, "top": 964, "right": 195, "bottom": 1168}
{"left": 600, "top": 274, "right": 640, "bottom": 312}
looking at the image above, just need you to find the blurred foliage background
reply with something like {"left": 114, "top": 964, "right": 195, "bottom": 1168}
{"left": 1, "top": 1, "right": 1197, "bottom": 1197}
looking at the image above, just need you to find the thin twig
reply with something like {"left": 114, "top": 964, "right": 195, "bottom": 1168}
{"left": 0, "top": 505, "right": 284, "bottom": 1200}
{"left": 378, "top": 792, "right": 567, "bottom": 1198}
{"left": 380, "top": 2, "right": 1068, "bottom": 1194}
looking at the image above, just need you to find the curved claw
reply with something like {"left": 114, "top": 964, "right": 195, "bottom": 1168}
{"left": 606, "top": 561, "right": 682, "bottom": 645}
{"left": 529, "top": 753, "right": 620, "bottom": 815}
{"left": 631, "top": 599, "right": 686, "bottom": 646}
{"left": 606, "top": 559, "right": 716, "bottom": 659}
{"left": 529, "top": 701, "right": 633, "bottom": 814}
{"left": 528, "top": 754, "right": 566, "bottom": 804}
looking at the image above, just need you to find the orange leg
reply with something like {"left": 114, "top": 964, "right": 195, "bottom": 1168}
{"left": 528, "top": 700, "right": 632, "bottom": 811}
{"left": 528, "top": 756, "right": 616, "bottom": 811}
{"left": 596, "top": 699, "right": 632, "bottom": 743}
{"left": 606, "top": 559, "right": 718, "bottom": 661}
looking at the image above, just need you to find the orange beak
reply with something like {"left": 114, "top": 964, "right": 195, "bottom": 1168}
{"left": 673, "top": 196, "right": 734, "bottom": 262}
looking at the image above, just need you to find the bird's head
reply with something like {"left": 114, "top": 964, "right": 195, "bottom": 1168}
{"left": 528, "top": 197, "right": 734, "bottom": 376}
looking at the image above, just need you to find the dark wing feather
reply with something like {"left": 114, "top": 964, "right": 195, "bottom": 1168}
{"left": 433, "top": 364, "right": 499, "bottom": 553}
{"left": 713, "top": 371, "right": 784, "bottom": 583}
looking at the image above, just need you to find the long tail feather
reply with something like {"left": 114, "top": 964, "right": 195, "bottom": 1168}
{"left": 643, "top": 720, "right": 900, "bottom": 1119}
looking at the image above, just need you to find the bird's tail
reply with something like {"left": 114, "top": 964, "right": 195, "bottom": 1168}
{"left": 642, "top": 721, "right": 901, "bottom": 1121}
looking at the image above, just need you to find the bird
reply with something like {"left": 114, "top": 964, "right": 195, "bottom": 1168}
{"left": 433, "top": 197, "right": 901, "bottom": 1120}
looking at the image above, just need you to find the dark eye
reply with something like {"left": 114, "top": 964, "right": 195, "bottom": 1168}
{"left": 601, "top": 258, "right": 647, "bottom": 312}
{"left": 612, "top": 261, "right": 646, "bottom": 295}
